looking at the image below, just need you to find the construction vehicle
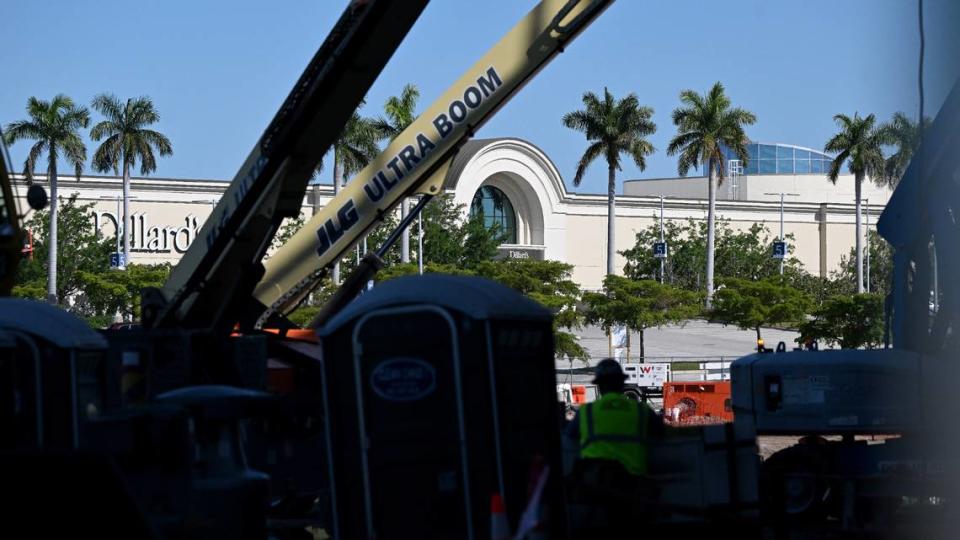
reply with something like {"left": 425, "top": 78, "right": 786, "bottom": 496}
{"left": 730, "top": 81, "right": 960, "bottom": 535}
{"left": 1, "top": 1, "right": 615, "bottom": 537}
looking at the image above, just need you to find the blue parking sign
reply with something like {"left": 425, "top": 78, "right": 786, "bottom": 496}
{"left": 110, "top": 252, "right": 126, "bottom": 268}
{"left": 653, "top": 241, "right": 667, "bottom": 259}
{"left": 772, "top": 241, "right": 786, "bottom": 259}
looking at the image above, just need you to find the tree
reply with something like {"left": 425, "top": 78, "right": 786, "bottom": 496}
{"left": 667, "top": 82, "right": 756, "bottom": 308}
{"left": 418, "top": 194, "right": 502, "bottom": 269}
{"left": 13, "top": 194, "right": 171, "bottom": 326}
{"left": 319, "top": 102, "right": 384, "bottom": 284}
{"left": 824, "top": 112, "right": 888, "bottom": 294}
{"left": 562, "top": 88, "right": 655, "bottom": 276}
{"left": 271, "top": 214, "right": 306, "bottom": 251}
{"left": 798, "top": 293, "right": 884, "bottom": 349}
{"left": 583, "top": 275, "right": 701, "bottom": 360}
{"left": 374, "top": 84, "right": 420, "bottom": 140}
{"left": 374, "top": 84, "right": 421, "bottom": 263}
{"left": 622, "top": 217, "right": 802, "bottom": 289}
{"left": 880, "top": 111, "right": 931, "bottom": 188}
{"left": 78, "top": 263, "right": 172, "bottom": 326}
{"left": 90, "top": 94, "right": 173, "bottom": 270}
{"left": 4, "top": 94, "right": 90, "bottom": 304}
{"left": 833, "top": 230, "right": 893, "bottom": 299}
{"left": 788, "top": 272, "right": 851, "bottom": 309}
{"left": 14, "top": 194, "right": 112, "bottom": 302}
{"left": 709, "top": 277, "right": 811, "bottom": 344}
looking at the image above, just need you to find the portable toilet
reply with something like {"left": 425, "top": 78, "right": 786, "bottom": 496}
{"left": 317, "top": 275, "right": 565, "bottom": 539}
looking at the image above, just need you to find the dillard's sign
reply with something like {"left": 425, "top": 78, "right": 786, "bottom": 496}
{"left": 94, "top": 211, "right": 200, "bottom": 254}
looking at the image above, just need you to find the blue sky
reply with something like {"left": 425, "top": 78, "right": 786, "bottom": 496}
{"left": 2, "top": 1, "right": 956, "bottom": 194}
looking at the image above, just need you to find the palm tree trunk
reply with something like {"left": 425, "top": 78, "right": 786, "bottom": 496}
{"left": 705, "top": 161, "right": 717, "bottom": 308}
{"left": 855, "top": 172, "right": 864, "bottom": 294}
{"left": 332, "top": 150, "right": 342, "bottom": 285}
{"left": 606, "top": 162, "right": 616, "bottom": 276}
{"left": 47, "top": 151, "right": 58, "bottom": 305}
{"left": 122, "top": 160, "right": 131, "bottom": 268}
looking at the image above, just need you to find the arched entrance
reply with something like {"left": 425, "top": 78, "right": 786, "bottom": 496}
{"left": 445, "top": 138, "right": 567, "bottom": 261}
{"left": 469, "top": 185, "right": 518, "bottom": 244}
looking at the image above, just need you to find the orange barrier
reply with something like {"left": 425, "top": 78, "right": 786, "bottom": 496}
{"left": 663, "top": 381, "right": 733, "bottom": 425}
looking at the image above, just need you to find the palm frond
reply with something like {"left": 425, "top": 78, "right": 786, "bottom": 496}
{"left": 90, "top": 94, "right": 172, "bottom": 177}
{"left": 23, "top": 141, "right": 47, "bottom": 180}
{"left": 3, "top": 120, "right": 44, "bottom": 144}
{"left": 91, "top": 93, "right": 124, "bottom": 122}
{"left": 91, "top": 134, "right": 122, "bottom": 174}
{"left": 573, "top": 141, "right": 605, "bottom": 187}
{"left": 827, "top": 150, "right": 848, "bottom": 183}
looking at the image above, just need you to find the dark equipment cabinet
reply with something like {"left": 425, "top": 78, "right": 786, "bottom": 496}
{"left": 318, "top": 275, "right": 567, "bottom": 539}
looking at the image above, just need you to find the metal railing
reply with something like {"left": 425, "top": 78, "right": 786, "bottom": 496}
{"left": 556, "top": 355, "right": 743, "bottom": 382}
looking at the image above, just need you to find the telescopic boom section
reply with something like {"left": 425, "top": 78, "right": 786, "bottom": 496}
{"left": 253, "top": 0, "right": 614, "bottom": 322}
{"left": 147, "top": 0, "right": 429, "bottom": 333}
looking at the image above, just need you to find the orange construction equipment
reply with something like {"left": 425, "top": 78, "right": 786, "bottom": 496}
{"left": 570, "top": 384, "right": 591, "bottom": 404}
{"left": 663, "top": 381, "right": 733, "bottom": 425}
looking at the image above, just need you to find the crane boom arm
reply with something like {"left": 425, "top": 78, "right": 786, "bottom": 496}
{"left": 147, "top": 0, "right": 429, "bottom": 332}
{"left": 252, "top": 0, "right": 613, "bottom": 319}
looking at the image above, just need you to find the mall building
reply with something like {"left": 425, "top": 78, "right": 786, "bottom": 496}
{"left": 14, "top": 137, "right": 891, "bottom": 291}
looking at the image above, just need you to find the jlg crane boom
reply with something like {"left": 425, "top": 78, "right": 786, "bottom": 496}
{"left": 249, "top": 0, "right": 613, "bottom": 327}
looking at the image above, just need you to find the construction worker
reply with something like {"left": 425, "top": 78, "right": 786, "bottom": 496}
{"left": 565, "top": 358, "right": 663, "bottom": 475}
{"left": 564, "top": 359, "right": 663, "bottom": 532}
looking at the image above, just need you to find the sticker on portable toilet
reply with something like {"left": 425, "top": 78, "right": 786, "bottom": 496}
{"left": 370, "top": 357, "right": 437, "bottom": 402}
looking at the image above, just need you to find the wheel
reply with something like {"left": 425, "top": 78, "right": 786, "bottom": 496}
{"left": 761, "top": 442, "right": 832, "bottom": 525}
{"left": 622, "top": 388, "right": 641, "bottom": 401}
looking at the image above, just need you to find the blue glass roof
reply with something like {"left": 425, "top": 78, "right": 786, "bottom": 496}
{"left": 704, "top": 143, "right": 834, "bottom": 176}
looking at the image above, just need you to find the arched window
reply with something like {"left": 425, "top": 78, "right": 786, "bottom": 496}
{"left": 470, "top": 185, "right": 517, "bottom": 243}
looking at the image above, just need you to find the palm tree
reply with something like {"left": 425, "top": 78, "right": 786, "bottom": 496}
{"left": 667, "top": 82, "right": 756, "bottom": 308}
{"left": 881, "top": 111, "right": 931, "bottom": 188}
{"left": 563, "top": 88, "right": 656, "bottom": 277}
{"left": 374, "top": 84, "right": 420, "bottom": 140}
{"left": 374, "top": 84, "right": 421, "bottom": 263}
{"left": 319, "top": 103, "right": 383, "bottom": 284}
{"left": 824, "top": 112, "right": 888, "bottom": 294}
{"left": 4, "top": 95, "right": 89, "bottom": 304}
{"left": 90, "top": 94, "right": 173, "bottom": 269}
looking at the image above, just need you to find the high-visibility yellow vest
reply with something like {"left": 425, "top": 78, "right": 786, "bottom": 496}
{"left": 579, "top": 392, "right": 649, "bottom": 475}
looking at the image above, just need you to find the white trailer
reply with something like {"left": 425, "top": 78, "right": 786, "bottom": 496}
{"left": 621, "top": 363, "right": 671, "bottom": 400}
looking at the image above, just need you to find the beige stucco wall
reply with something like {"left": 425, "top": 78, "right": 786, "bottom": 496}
{"left": 624, "top": 173, "right": 893, "bottom": 206}
{"left": 11, "top": 137, "right": 882, "bottom": 293}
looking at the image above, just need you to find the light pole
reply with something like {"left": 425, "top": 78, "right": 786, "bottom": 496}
{"left": 659, "top": 195, "right": 665, "bottom": 284}
{"left": 865, "top": 198, "right": 870, "bottom": 293}
{"left": 764, "top": 192, "right": 799, "bottom": 274}
{"left": 100, "top": 194, "right": 137, "bottom": 268}
{"left": 856, "top": 197, "right": 874, "bottom": 294}
{"left": 417, "top": 199, "right": 424, "bottom": 275}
